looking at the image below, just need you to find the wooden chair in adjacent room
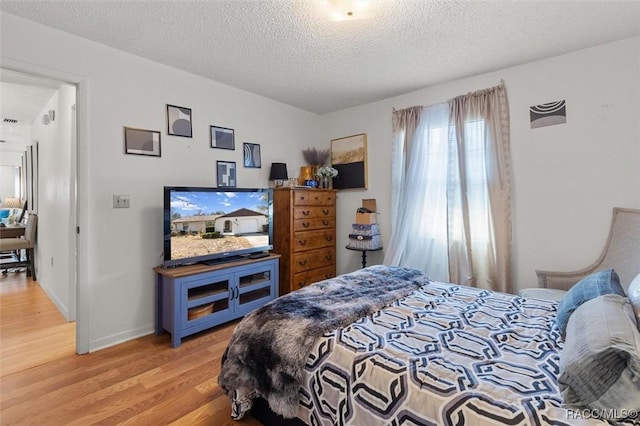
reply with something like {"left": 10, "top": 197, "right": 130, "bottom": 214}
{"left": 0, "top": 212, "right": 38, "bottom": 281}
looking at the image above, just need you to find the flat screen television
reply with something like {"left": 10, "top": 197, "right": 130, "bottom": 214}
{"left": 163, "top": 186, "right": 273, "bottom": 267}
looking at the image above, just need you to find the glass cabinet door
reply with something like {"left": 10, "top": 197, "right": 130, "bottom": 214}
{"left": 235, "top": 265, "right": 275, "bottom": 316}
{"left": 182, "top": 274, "right": 232, "bottom": 328}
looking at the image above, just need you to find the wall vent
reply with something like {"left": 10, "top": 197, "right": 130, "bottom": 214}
{"left": 2, "top": 118, "right": 18, "bottom": 124}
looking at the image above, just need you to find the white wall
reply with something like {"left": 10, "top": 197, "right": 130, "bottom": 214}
{"left": 321, "top": 36, "right": 640, "bottom": 292}
{"left": 1, "top": 12, "right": 320, "bottom": 351}
{"left": 0, "top": 150, "right": 23, "bottom": 204}
{"left": 0, "top": 151, "right": 23, "bottom": 167}
{"left": 29, "top": 86, "right": 76, "bottom": 319}
{"left": 2, "top": 10, "right": 638, "bottom": 351}
{"left": 0, "top": 165, "right": 18, "bottom": 199}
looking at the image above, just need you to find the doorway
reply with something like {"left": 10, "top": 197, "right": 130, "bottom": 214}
{"left": 0, "top": 68, "right": 79, "bottom": 351}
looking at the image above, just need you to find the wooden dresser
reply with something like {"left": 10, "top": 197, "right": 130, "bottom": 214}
{"left": 273, "top": 187, "right": 337, "bottom": 295}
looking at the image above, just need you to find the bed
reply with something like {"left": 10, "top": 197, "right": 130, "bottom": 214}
{"left": 218, "top": 265, "right": 639, "bottom": 425}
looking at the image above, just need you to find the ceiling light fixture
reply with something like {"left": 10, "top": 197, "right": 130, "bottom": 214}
{"left": 322, "top": 0, "right": 372, "bottom": 21}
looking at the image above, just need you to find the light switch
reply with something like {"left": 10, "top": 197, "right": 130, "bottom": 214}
{"left": 113, "top": 194, "right": 130, "bottom": 208}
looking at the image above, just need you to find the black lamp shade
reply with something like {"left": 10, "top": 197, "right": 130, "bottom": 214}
{"left": 269, "top": 163, "right": 288, "bottom": 181}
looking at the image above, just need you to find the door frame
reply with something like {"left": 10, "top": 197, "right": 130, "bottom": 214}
{"left": 1, "top": 56, "right": 89, "bottom": 354}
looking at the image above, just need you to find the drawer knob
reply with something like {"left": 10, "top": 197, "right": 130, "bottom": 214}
{"left": 302, "top": 210, "right": 310, "bottom": 216}
{"left": 302, "top": 222, "right": 310, "bottom": 228}
{"left": 322, "top": 209, "right": 329, "bottom": 215}
{"left": 325, "top": 236, "right": 333, "bottom": 242}
{"left": 298, "top": 240, "right": 307, "bottom": 246}
{"left": 298, "top": 260, "right": 307, "bottom": 266}
{"left": 322, "top": 220, "right": 329, "bottom": 226}
{"left": 325, "top": 255, "right": 332, "bottom": 261}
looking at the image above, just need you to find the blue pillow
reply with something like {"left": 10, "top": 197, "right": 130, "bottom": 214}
{"left": 0, "top": 209, "right": 10, "bottom": 220}
{"left": 556, "top": 269, "right": 625, "bottom": 337}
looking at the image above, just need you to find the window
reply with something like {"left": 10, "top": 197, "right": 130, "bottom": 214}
{"left": 387, "top": 85, "right": 511, "bottom": 291}
{"left": 420, "top": 119, "right": 488, "bottom": 243}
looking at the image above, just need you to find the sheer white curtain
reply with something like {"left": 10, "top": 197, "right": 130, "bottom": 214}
{"left": 385, "top": 103, "right": 452, "bottom": 282}
{"left": 385, "top": 83, "right": 512, "bottom": 292}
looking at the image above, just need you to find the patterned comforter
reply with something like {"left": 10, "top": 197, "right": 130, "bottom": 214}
{"left": 295, "top": 281, "right": 630, "bottom": 425}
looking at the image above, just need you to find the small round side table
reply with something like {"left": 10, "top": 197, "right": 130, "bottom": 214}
{"left": 346, "top": 246, "right": 383, "bottom": 269}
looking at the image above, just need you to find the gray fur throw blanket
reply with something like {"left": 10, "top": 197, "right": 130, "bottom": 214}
{"left": 218, "top": 265, "right": 432, "bottom": 419}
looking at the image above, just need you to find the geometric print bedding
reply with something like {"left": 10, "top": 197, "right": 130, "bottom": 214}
{"left": 296, "top": 281, "right": 634, "bottom": 425}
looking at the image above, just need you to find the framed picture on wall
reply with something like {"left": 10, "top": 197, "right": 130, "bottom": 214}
{"left": 529, "top": 100, "right": 567, "bottom": 129}
{"left": 217, "top": 161, "right": 237, "bottom": 187}
{"left": 243, "top": 143, "right": 261, "bottom": 168}
{"left": 210, "top": 125, "right": 235, "bottom": 150}
{"left": 124, "top": 126, "right": 161, "bottom": 157}
{"left": 330, "top": 133, "right": 367, "bottom": 189}
{"left": 166, "top": 104, "right": 192, "bottom": 137}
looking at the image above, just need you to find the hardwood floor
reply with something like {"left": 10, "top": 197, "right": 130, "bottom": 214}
{"left": 0, "top": 271, "right": 261, "bottom": 425}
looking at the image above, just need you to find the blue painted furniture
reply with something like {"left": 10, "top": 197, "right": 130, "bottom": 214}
{"left": 154, "top": 254, "right": 280, "bottom": 347}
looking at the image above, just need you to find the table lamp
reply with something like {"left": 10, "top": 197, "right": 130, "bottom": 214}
{"left": 269, "top": 163, "right": 288, "bottom": 187}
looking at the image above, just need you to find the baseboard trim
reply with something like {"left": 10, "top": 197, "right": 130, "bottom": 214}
{"left": 89, "top": 325, "right": 154, "bottom": 352}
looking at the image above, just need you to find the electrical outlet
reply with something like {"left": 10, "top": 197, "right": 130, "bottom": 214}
{"left": 113, "top": 194, "right": 130, "bottom": 208}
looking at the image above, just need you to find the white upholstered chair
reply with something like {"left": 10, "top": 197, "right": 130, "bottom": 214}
{"left": 0, "top": 212, "right": 38, "bottom": 281}
{"left": 534, "top": 207, "right": 640, "bottom": 295}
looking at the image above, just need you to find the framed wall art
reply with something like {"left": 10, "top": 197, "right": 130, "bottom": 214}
{"left": 330, "top": 133, "right": 367, "bottom": 189}
{"left": 124, "top": 126, "right": 161, "bottom": 157}
{"left": 210, "top": 125, "right": 235, "bottom": 150}
{"left": 166, "top": 104, "right": 192, "bottom": 137}
{"left": 243, "top": 143, "right": 261, "bottom": 168}
{"left": 217, "top": 161, "right": 237, "bottom": 187}
{"left": 530, "top": 100, "right": 567, "bottom": 129}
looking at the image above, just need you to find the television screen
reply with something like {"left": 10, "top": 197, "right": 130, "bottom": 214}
{"left": 163, "top": 187, "right": 273, "bottom": 267}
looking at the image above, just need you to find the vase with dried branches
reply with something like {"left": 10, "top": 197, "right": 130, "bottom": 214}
{"left": 300, "top": 147, "right": 331, "bottom": 186}
{"left": 302, "top": 147, "right": 331, "bottom": 166}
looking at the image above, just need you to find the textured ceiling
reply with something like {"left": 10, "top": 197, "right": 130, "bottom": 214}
{"left": 1, "top": 0, "right": 639, "bottom": 114}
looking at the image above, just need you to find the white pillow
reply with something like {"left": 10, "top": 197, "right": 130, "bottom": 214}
{"left": 628, "top": 273, "right": 640, "bottom": 328}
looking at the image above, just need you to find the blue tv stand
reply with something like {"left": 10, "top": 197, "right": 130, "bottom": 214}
{"left": 154, "top": 254, "right": 280, "bottom": 347}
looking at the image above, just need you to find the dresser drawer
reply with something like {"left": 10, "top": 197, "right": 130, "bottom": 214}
{"left": 292, "top": 229, "right": 335, "bottom": 252}
{"left": 292, "top": 247, "right": 336, "bottom": 274}
{"left": 306, "top": 191, "right": 325, "bottom": 205}
{"left": 320, "top": 192, "right": 335, "bottom": 206}
{"left": 294, "top": 206, "right": 335, "bottom": 220}
{"left": 293, "top": 190, "right": 336, "bottom": 206}
{"left": 294, "top": 218, "right": 315, "bottom": 232}
{"left": 307, "top": 191, "right": 335, "bottom": 206}
{"left": 293, "top": 191, "right": 313, "bottom": 206}
{"left": 316, "top": 206, "right": 335, "bottom": 219}
{"left": 315, "top": 217, "right": 335, "bottom": 229}
{"left": 293, "top": 207, "right": 316, "bottom": 220}
{"left": 293, "top": 265, "right": 336, "bottom": 290}
{"left": 294, "top": 216, "right": 336, "bottom": 232}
